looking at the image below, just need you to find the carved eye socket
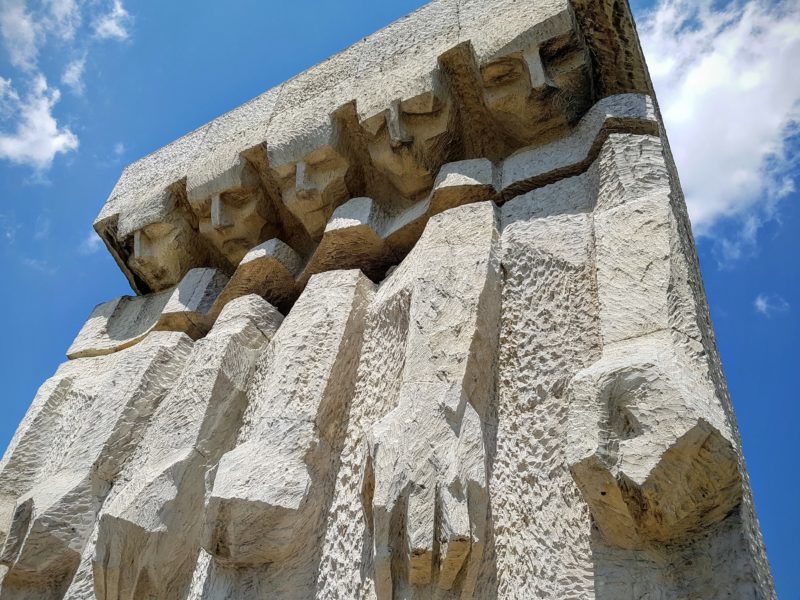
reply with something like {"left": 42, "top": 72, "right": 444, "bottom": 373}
{"left": 301, "top": 148, "right": 349, "bottom": 186}
{"left": 481, "top": 57, "right": 524, "bottom": 87}
{"left": 219, "top": 191, "right": 251, "bottom": 210}
{"left": 271, "top": 163, "right": 297, "bottom": 189}
{"left": 400, "top": 93, "right": 444, "bottom": 116}
{"left": 143, "top": 221, "right": 177, "bottom": 240}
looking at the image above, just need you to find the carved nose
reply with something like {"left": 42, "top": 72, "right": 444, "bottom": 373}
{"left": 133, "top": 229, "right": 154, "bottom": 259}
{"left": 211, "top": 194, "right": 234, "bottom": 230}
{"left": 294, "top": 161, "right": 319, "bottom": 198}
{"left": 387, "top": 100, "right": 413, "bottom": 147}
{"left": 523, "top": 46, "right": 557, "bottom": 91}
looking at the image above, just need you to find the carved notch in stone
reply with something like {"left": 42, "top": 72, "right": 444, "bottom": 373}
{"left": 211, "top": 239, "right": 303, "bottom": 316}
{"left": 566, "top": 337, "right": 742, "bottom": 550}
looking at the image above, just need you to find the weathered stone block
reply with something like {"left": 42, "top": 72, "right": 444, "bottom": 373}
{"left": 0, "top": 0, "right": 776, "bottom": 598}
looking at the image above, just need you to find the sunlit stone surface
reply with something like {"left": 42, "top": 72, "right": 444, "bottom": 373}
{"left": 0, "top": 0, "right": 775, "bottom": 598}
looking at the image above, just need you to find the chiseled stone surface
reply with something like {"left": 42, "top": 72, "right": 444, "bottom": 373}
{"left": 67, "top": 268, "right": 229, "bottom": 359}
{"left": 0, "top": 333, "right": 193, "bottom": 599}
{"left": 88, "top": 295, "right": 283, "bottom": 600}
{"left": 0, "top": 0, "right": 775, "bottom": 598}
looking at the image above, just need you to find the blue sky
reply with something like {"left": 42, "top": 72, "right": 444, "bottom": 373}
{"left": 0, "top": 0, "right": 797, "bottom": 595}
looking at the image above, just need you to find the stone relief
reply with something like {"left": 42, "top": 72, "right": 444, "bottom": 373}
{"left": 0, "top": 0, "right": 775, "bottom": 598}
{"left": 270, "top": 146, "right": 351, "bottom": 241}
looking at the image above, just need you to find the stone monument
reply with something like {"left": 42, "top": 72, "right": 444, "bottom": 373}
{"left": 0, "top": 0, "right": 776, "bottom": 598}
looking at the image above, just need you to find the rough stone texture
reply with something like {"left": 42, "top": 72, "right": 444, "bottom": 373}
{"left": 89, "top": 295, "right": 282, "bottom": 600}
{"left": 0, "top": 333, "right": 193, "bottom": 599}
{"left": 197, "top": 269, "right": 373, "bottom": 599}
{"left": 67, "top": 268, "right": 229, "bottom": 359}
{"left": 0, "top": 0, "right": 775, "bottom": 598}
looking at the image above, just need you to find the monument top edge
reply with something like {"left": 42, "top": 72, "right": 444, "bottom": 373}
{"left": 93, "top": 0, "right": 650, "bottom": 295}
{"left": 96, "top": 0, "right": 578, "bottom": 225}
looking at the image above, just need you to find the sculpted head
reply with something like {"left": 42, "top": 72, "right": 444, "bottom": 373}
{"left": 186, "top": 152, "right": 281, "bottom": 268}
{"left": 480, "top": 35, "right": 591, "bottom": 147}
{"left": 271, "top": 145, "right": 349, "bottom": 240}
{"left": 362, "top": 90, "right": 453, "bottom": 200}
{"left": 128, "top": 213, "right": 204, "bottom": 292}
{"left": 195, "top": 185, "right": 272, "bottom": 267}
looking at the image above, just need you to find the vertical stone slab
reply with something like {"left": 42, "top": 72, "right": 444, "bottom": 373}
{"left": 564, "top": 132, "right": 765, "bottom": 598}
{"left": 317, "top": 201, "right": 501, "bottom": 599}
{"left": 492, "top": 180, "right": 600, "bottom": 597}
{"left": 88, "top": 296, "right": 282, "bottom": 600}
{"left": 0, "top": 333, "right": 193, "bottom": 599}
{"left": 198, "top": 269, "right": 373, "bottom": 598}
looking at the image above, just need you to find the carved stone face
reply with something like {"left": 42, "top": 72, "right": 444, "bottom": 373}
{"left": 272, "top": 145, "right": 349, "bottom": 240}
{"left": 362, "top": 91, "right": 452, "bottom": 200}
{"left": 481, "top": 37, "right": 591, "bottom": 147}
{"left": 128, "top": 217, "right": 201, "bottom": 291}
{"left": 197, "top": 189, "right": 269, "bottom": 266}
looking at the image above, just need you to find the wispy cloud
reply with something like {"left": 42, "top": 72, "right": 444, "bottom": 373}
{"left": 61, "top": 56, "right": 86, "bottom": 95}
{"left": 0, "top": 0, "right": 83, "bottom": 70}
{"left": 113, "top": 141, "right": 124, "bottom": 156}
{"left": 93, "top": 0, "right": 132, "bottom": 41}
{"left": 0, "top": 0, "right": 39, "bottom": 71}
{"left": 0, "top": 75, "right": 79, "bottom": 170}
{"left": 639, "top": 0, "right": 800, "bottom": 260}
{"left": 0, "top": 213, "right": 20, "bottom": 244}
{"left": 78, "top": 229, "right": 103, "bottom": 254}
{"left": 0, "top": 0, "right": 133, "bottom": 171}
{"left": 21, "top": 256, "right": 56, "bottom": 274}
{"left": 44, "top": 0, "right": 81, "bottom": 41}
{"left": 0, "top": 78, "right": 14, "bottom": 117}
{"left": 754, "top": 293, "right": 790, "bottom": 317}
{"left": 33, "top": 215, "right": 51, "bottom": 240}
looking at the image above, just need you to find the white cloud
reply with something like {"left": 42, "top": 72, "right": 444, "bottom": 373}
{"left": 0, "top": 77, "right": 15, "bottom": 117}
{"left": 0, "top": 76, "right": 79, "bottom": 170}
{"left": 0, "top": 213, "right": 20, "bottom": 244}
{"left": 33, "top": 215, "right": 51, "bottom": 240}
{"left": 61, "top": 56, "right": 86, "bottom": 95}
{"left": 93, "top": 0, "right": 132, "bottom": 41}
{"left": 0, "top": 0, "right": 40, "bottom": 71}
{"left": 0, "top": 0, "right": 83, "bottom": 71}
{"left": 21, "top": 256, "right": 56, "bottom": 274}
{"left": 79, "top": 229, "right": 103, "bottom": 254}
{"left": 0, "top": 1, "right": 134, "bottom": 171}
{"left": 639, "top": 0, "right": 800, "bottom": 244}
{"left": 113, "top": 141, "right": 124, "bottom": 156}
{"left": 754, "top": 293, "right": 790, "bottom": 317}
{"left": 45, "top": 0, "right": 81, "bottom": 41}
